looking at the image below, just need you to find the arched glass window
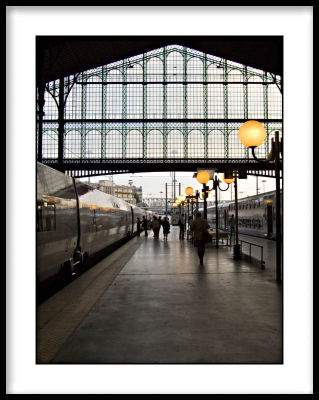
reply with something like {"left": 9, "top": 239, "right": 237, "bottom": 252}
{"left": 167, "top": 50, "right": 183, "bottom": 81}
{"left": 147, "top": 130, "right": 163, "bottom": 158}
{"left": 147, "top": 57, "right": 163, "bottom": 82}
{"left": 43, "top": 90, "right": 58, "bottom": 120}
{"left": 105, "top": 130, "right": 122, "bottom": 158}
{"left": 86, "top": 75, "right": 102, "bottom": 119}
{"left": 188, "top": 130, "right": 204, "bottom": 158}
{"left": 228, "top": 69, "right": 244, "bottom": 119}
{"left": 147, "top": 57, "right": 163, "bottom": 118}
{"left": 207, "top": 130, "right": 224, "bottom": 158}
{"left": 106, "top": 69, "right": 123, "bottom": 119}
{"left": 207, "top": 62, "right": 224, "bottom": 118}
{"left": 147, "top": 84, "right": 163, "bottom": 118}
{"left": 188, "top": 84, "right": 203, "bottom": 118}
{"left": 167, "top": 84, "right": 184, "bottom": 119}
{"left": 228, "top": 129, "right": 246, "bottom": 158}
{"left": 167, "top": 130, "right": 184, "bottom": 158}
{"left": 42, "top": 130, "right": 58, "bottom": 158}
{"left": 268, "top": 84, "right": 282, "bottom": 119}
{"left": 126, "top": 130, "right": 143, "bottom": 158}
{"left": 248, "top": 75, "right": 264, "bottom": 119}
{"left": 187, "top": 57, "right": 203, "bottom": 82}
{"left": 127, "top": 63, "right": 143, "bottom": 119}
{"left": 64, "top": 130, "right": 82, "bottom": 158}
{"left": 65, "top": 82, "right": 82, "bottom": 119}
{"left": 85, "top": 130, "right": 101, "bottom": 158}
{"left": 207, "top": 62, "right": 224, "bottom": 82}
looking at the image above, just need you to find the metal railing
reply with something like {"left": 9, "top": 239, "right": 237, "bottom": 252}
{"left": 238, "top": 240, "right": 265, "bottom": 269}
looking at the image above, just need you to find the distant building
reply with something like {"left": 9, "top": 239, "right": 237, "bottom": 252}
{"left": 83, "top": 179, "right": 136, "bottom": 205}
{"left": 114, "top": 185, "right": 136, "bottom": 205}
{"left": 97, "top": 180, "right": 116, "bottom": 196}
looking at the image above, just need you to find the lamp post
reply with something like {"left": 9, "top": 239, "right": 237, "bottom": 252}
{"left": 238, "top": 120, "right": 282, "bottom": 283}
{"left": 196, "top": 171, "right": 231, "bottom": 249}
{"left": 185, "top": 187, "right": 198, "bottom": 237}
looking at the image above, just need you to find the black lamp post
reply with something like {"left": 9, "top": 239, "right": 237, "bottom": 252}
{"left": 238, "top": 121, "right": 282, "bottom": 283}
{"left": 195, "top": 171, "right": 231, "bottom": 249}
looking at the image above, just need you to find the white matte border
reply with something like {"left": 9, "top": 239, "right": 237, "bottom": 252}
{"left": 6, "top": 6, "right": 313, "bottom": 394}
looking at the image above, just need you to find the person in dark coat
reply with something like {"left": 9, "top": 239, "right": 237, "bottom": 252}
{"left": 191, "top": 212, "right": 210, "bottom": 264}
{"left": 136, "top": 217, "right": 141, "bottom": 236}
{"left": 178, "top": 214, "right": 185, "bottom": 240}
{"left": 142, "top": 216, "right": 148, "bottom": 237}
{"left": 152, "top": 216, "right": 160, "bottom": 238}
{"left": 162, "top": 217, "right": 170, "bottom": 241}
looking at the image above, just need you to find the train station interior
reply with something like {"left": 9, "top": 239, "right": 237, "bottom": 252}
{"left": 7, "top": 7, "right": 313, "bottom": 395}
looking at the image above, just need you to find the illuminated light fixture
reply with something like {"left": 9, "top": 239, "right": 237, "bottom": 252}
{"left": 178, "top": 194, "right": 186, "bottom": 201}
{"left": 185, "top": 187, "right": 194, "bottom": 196}
{"left": 173, "top": 202, "right": 177, "bottom": 207}
{"left": 238, "top": 120, "right": 266, "bottom": 148}
{"left": 223, "top": 173, "right": 235, "bottom": 184}
{"left": 196, "top": 170, "right": 210, "bottom": 184}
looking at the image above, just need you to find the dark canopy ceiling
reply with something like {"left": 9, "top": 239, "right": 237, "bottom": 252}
{"left": 37, "top": 36, "right": 283, "bottom": 85}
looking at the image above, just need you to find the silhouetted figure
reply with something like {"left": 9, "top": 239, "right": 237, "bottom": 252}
{"left": 191, "top": 212, "right": 210, "bottom": 264}
{"left": 136, "top": 217, "right": 141, "bottom": 236}
{"left": 152, "top": 216, "right": 160, "bottom": 238}
{"left": 162, "top": 217, "right": 170, "bottom": 241}
{"left": 228, "top": 214, "right": 235, "bottom": 242}
{"left": 178, "top": 214, "right": 185, "bottom": 240}
{"left": 158, "top": 216, "right": 162, "bottom": 233}
{"left": 188, "top": 216, "right": 193, "bottom": 241}
{"left": 142, "top": 216, "right": 148, "bottom": 237}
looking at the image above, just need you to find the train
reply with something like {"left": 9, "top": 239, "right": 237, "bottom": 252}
{"left": 206, "top": 190, "right": 282, "bottom": 238}
{"left": 37, "top": 162, "right": 156, "bottom": 299}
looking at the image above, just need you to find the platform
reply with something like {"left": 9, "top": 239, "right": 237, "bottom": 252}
{"left": 37, "top": 227, "right": 282, "bottom": 364}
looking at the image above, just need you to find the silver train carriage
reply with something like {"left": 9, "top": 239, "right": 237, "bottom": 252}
{"left": 37, "top": 162, "right": 148, "bottom": 292}
{"left": 206, "top": 190, "right": 282, "bottom": 238}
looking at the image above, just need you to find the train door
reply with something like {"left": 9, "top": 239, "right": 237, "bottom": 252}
{"left": 266, "top": 204, "right": 273, "bottom": 237}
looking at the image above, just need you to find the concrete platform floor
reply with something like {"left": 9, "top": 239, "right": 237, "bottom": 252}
{"left": 40, "top": 227, "right": 282, "bottom": 364}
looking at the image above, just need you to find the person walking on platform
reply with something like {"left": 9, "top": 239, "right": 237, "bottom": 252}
{"left": 142, "top": 216, "right": 148, "bottom": 237}
{"left": 158, "top": 216, "right": 162, "bottom": 234}
{"left": 228, "top": 214, "right": 235, "bottom": 243}
{"left": 191, "top": 212, "right": 210, "bottom": 264}
{"left": 162, "top": 217, "right": 170, "bottom": 241}
{"left": 178, "top": 214, "right": 185, "bottom": 240}
{"left": 152, "top": 216, "right": 160, "bottom": 238}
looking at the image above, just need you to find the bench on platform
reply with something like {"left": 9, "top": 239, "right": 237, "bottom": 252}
{"left": 208, "top": 229, "right": 230, "bottom": 246}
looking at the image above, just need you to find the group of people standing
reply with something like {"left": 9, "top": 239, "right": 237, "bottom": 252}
{"left": 136, "top": 215, "right": 171, "bottom": 241}
{"left": 136, "top": 211, "right": 236, "bottom": 265}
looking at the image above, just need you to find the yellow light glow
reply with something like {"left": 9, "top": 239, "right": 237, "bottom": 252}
{"left": 185, "top": 186, "right": 194, "bottom": 196}
{"left": 238, "top": 120, "right": 266, "bottom": 147}
{"left": 196, "top": 170, "right": 210, "bottom": 184}
{"left": 179, "top": 194, "right": 186, "bottom": 201}
{"left": 223, "top": 174, "right": 235, "bottom": 184}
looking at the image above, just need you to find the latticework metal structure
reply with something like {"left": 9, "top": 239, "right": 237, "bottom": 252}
{"left": 37, "top": 44, "right": 282, "bottom": 177}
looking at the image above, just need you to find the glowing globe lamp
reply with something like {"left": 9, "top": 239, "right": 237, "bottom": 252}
{"left": 238, "top": 120, "right": 266, "bottom": 148}
{"left": 196, "top": 170, "right": 210, "bottom": 184}
{"left": 185, "top": 186, "right": 194, "bottom": 196}
{"left": 223, "top": 174, "right": 234, "bottom": 184}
